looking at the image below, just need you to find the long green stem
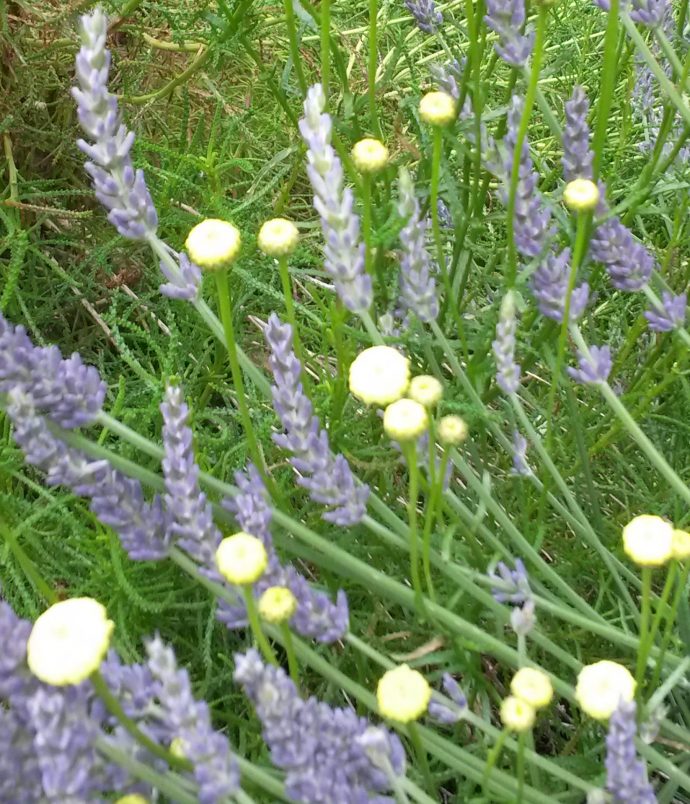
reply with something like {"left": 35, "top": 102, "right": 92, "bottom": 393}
{"left": 592, "top": 0, "right": 621, "bottom": 177}
{"left": 277, "top": 255, "right": 305, "bottom": 366}
{"left": 320, "top": 0, "right": 331, "bottom": 98}
{"left": 243, "top": 586, "right": 279, "bottom": 666}
{"left": 361, "top": 174, "right": 374, "bottom": 281}
{"left": 421, "top": 449, "right": 448, "bottom": 602}
{"left": 517, "top": 732, "right": 526, "bottom": 804}
{"left": 636, "top": 567, "right": 653, "bottom": 700}
{"left": 368, "top": 0, "right": 379, "bottom": 134}
{"left": 505, "top": 6, "right": 548, "bottom": 287}
{"left": 650, "top": 564, "right": 690, "bottom": 691}
{"left": 402, "top": 442, "right": 425, "bottom": 615}
{"left": 283, "top": 0, "right": 307, "bottom": 95}
{"left": 280, "top": 621, "right": 300, "bottom": 689}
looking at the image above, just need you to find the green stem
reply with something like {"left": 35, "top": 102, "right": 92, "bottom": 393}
{"left": 483, "top": 729, "right": 509, "bottom": 797}
{"left": 517, "top": 732, "right": 526, "bottom": 804}
{"left": 592, "top": 0, "right": 621, "bottom": 178}
{"left": 368, "top": 0, "right": 379, "bottom": 134}
{"left": 321, "top": 0, "right": 331, "bottom": 99}
{"left": 407, "top": 723, "right": 435, "bottom": 796}
{"left": 277, "top": 255, "right": 305, "bottom": 365}
{"left": 243, "top": 586, "right": 279, "bottom": 666}
{"left": 505, "top": 6, "right": 548, "bottom": 287}
{"left": 213, "top": 270, "right": 267, "bottom": 481}
{"left": 421, "top": 448, "right": 448, "bottom": 603}
{"left": 635, "top": 567, "right": 653, "bottom": 700}
{"left": 361, "top": 174, "right": 374, "bottom": 281}
{"left": 359, "top": 309, "right": 385, "bottom": 344}
{"left": 650, "top": 564, "right": 690, "bottom": 691}
{"left": 402, "top": 442, "right": 425, "bottom": 616}
{"left": 284, "top": 0, "right": 307, "bottom": 95}
{"left": 280, "top": 621, "right": 300, "bottom": 689}
{"left": 0, "top": 518, "right": 58, "bottom": 605}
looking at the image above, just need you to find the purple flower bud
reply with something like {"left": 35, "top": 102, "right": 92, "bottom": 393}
{"left": 563, "top": 86, "right": 594, "bottom": 181}
{"left": 590, "top": 216, "right": 654, "bottom": 291}
{"left": 397, "top": 168, "right": 440, "bottom": 324}
{"left": 530, "top": 248, "right": 590, "bottom": 322}
{"left": 492, "top": 292, "right": 521, "bottom": 394}
{"left": 510, "top": 430, "right": 532, "bottom": 476}
{"left": 265, "top": 313, "right": 369, "bottom": 525}
{"left": 567, "top": 344, "right": 612, "bottom": 384}
{"left": 488, "top": 558, "right": 532, "bottom": 605}
{"left": 484, "top": 0, "right": 534, "bottom": 66}
{"left": 430, "top": 60, "right": 464, "bottom": 100}
{"left": 631, "top": 0, "right": 668, "bottom": 26}
{"left": 606, "top": 701, "right": 656, "bottom": 803}
{"left": 644, "top": 291, "right": 687, "bottom": 332}
{"left": 405, "top": 0, "right": 443, "bottom": 32}
{"left": 159, "top": 250, "right": 202, "bottom": 302}
{"left": 299, "top": 85, "right": 372, "bottom": 313}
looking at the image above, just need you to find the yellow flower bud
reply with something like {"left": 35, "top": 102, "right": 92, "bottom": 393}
{"left": 672, "top": 529, "right": 690, "bottom": 561}
{"left": 408, "top": 374, "right": 443, "bottom": 407}
{"left": 500, "top": 695, "right": 536, "bottom": 732}
{"left": 383, "top": 398, "right": 428, "bottom": 441}
{"left": 437, "top": 414, "right": 468, "bottom": 445}
{"left": 116, "top": 796, "right": 150, "bottom": 804}
{"left": 377, "top": 664, "right": 431, "bottom": 723}
{"left": 510, "top": 667, "right": 553, "bottom": 710}
{"left": 563, "top": 178, "right": 600, "bottom": 212}
{"left": 575, "top": 660, "right": 635, "bottom": 720}
{"left": 349, "top": 345, "right": 410, "bottom": 407}
{"left": 419, "top": 91, "right": 456, "bottom": 126}
{"left": 185, "top": 219, "right": 241, "bottom": 270}
{"left": 258, "top": 586, "right": 297, "bottom": 623}
{"left": 622, "top": 514, "right": 674, "bottom": 567}
{"left": 352, "top": 138, "right": 390, "bottom": 174}
{"left": 258, "top": 218, "right": 299, "bottom": 257}
{"left": 170, "top": 737, "right": 187, "bottom": 759}
{"left": 215, "top": 532, "right": 268, "bottom": 585}
{"left": 27, "top": 598, "right": 114, "bottom": 686}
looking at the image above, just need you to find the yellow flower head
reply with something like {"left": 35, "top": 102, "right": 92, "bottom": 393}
{"left": 419, "top": 91, "right": 457, "bottom": 126}
{"left": 622, "top": 514, "right": 674, "bottom": 567}
{"left": 408, "top": 374, "right": 443, "bottom": 408}
{"left": 185, "top": 219, "right": 241, "bottom": 270}
{"left": 352, "top": 138, "right": 390, "bottom": 174}
{"left": 384, "top": 398, "right": 429, "bottom": 442}
{"left": 377, "top": 664, "right": 431, "bottom": 723}
{"left": 27, "top": 597, "right": 113, "bottom": 686}
{"left": 215, "top": 532, "right": 268, "bottom": 585}
{"left": 349, "top": 345, "right": 410, "bottom": 407}
{"left": 116, "top": 796, "right": 150, "bottom": 804}
{"left": 437, "top": 414, "right": 468, "bottom": 446}
{"left": 563, "top": 179, "right": 600, "bottom": 213}
{"left": 510, "top": 667, "right": 553, "bottom": 710}
{"left": 500, "top": 695, "right": 536, "bottom": 732}
{"left": 258, "top": 586, "right": 297, "bottom": 623}
{"left": 258, "top": 218, "right": 299, "bottom": 257}
{"left": 170, "top": 737, "right": 187, "bottom": 759}
{"left": 672, "top": 529, "right": 690, "bottom": 561}
{"left": 575, "top": 660, "right": 635, "bottom": 720}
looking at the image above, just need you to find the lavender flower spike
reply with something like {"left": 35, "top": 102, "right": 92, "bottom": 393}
{"left": 397, "top": 167, "right": 439, "bottom": 323}
{"left": 234, "top": 649, "right": 406, "bottom": 803}
{"left": 146, "top": 636, "right": 240, "bottom": 803}
{"left": 488, "top": 557, "right": 532, "bottom": 605}
{"left": 484, "top": 0, "right": 534, "bottom": 66}
{"left": 265, "top": 313, "right": 369, "bottom": 525}
{"left": 590, "top": 215, "right": 654, "bottom": 291}
{"left": 299, "top": 84, "right": 372, "bottom": 313}
{"left": 568, "top": 344, "right": 612, "bottom": 385}
{"left": 530, "top": 248, "right": 590, "bottom": 322}
{"left": 631, "top": 0, "right": 668, "bottom": 26}
{"left": 606, "top": 701, "right": 656, "bottom": 803}
{"left": 161, "top": 384, "right": 222, "bottom": 565}
{"left": 405, "top": 0, "right": 443, "bottom": 32}
{"left": 563, "top": 86, "right": 594, "bottom": 181}
{"left": 511, "top": 429, "right": 532, "bottom": 476}
{"left": 492, "top": 291, "right": 521, "bottom": 394}
{"left": 72, "top": 9, "right": 158, "bottom": 240}
{"left": 645, "top": 291, "right": 687, "bottom": 332}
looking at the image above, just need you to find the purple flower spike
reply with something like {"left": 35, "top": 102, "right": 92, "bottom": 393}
{"left": 590, "top": 216, "right": 655, "bottom": 291}
{"left": 430, "top": 60, "right": 464, "bottom": 100}
{"left": 405, "top": 0, "right": 443, "bottom": 32}
{"left": 397, "top": 168, "right": 439, "bottom": 324}
{"left": 530, "top": 248, "right": 590, "bottom": 322}
{"left": 161, "top": 384, "right": 222, "bottom": 565}
{"left": 511, "top": 430, "right": 532, "bottom": 477}
{"left": 493, "top": 292, "right": 521, "bottom": 394}
{"left": 563, "top": 86, "right": 594, "bottom": 181}
{"left": 606, "top": 701, "right": 656, "bottom": 803}
{"left": 234, "top": 649, "right": 407, "bottom": 803}
{"left": 159, "top": 250, "right": 202, "bottom": 302}
{"left": 265, "top": 313, "right": 369, "bottom": 525}
{"left": 568, "top": 344, "right": 612, "bottom": 385}
{"left": 488, "top": 558, "right": 532, "bottom": 605}
{"left": 631, "top": 0, "right": 668, "bottom": 26}
{"left": 72, "top": 9, "right": 158, "bottom": 240}
{"left": 645, "top": 291, "right": 687, "bottom": 332}
{"left": 299, "top": 85, "right": 372, "bottom": 313}
{"left": 484, "top": 0, "right": 534, "bottom": 66}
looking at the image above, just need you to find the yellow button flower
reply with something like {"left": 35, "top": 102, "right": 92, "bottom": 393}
{"left": 116, "top": 796, "right": 150, "bottom": 804}
{"left": 419, "top": 91, "right": 457, "bottom": 126}
{"left": 258, "top": 218, "right": 299, "bottom": 257}
{"left": 622, "top": 514, "right": 674, "bottom": 567}
{"left": 351, "top": 138, "right": 389, "bottom": 174}
{"left": 349, "top": 345, "right": 410, "bottom": 407}
{"left": 437, "top": 414, "right": 468, "bottom": 445}
{"left": 185, "top": 219, "right": 241, "bottom": 270}
{"left": 384, "top": 398, "right": 429, "bottom": 441}
{"left": 258, "top": 586, "right": 297, "bottom": 623}
{"left": 27, "top": 597, "right": 114, "bottom": 686}
{"left": 575, "top": 660, "right": 635, "bottom": 720}
{"left": 563, "top": 179, "right": 600, "bottom": 212}
{"left": 170, "top": 737, "right": 187, "bottom": 759}
{"left": 500, "top": 695, "right": 536, "bottom": 732}
{"left": 215, "top": 532, "right": 268, "bottom": 585}
{"left": 672, "top": 529, "right": 690, "bottom": 560}
{"left": 377, "top": 664, "right": 431, "bottom": 723}
{"left": 408, "top": 375, "right": 443, "bottom": 408}
{"left": 510, "top": 667, "right": 553, "bottom": 710}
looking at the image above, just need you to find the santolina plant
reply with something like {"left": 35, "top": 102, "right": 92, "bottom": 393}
{"left": 2, "top": 1, "right": 690, "bottom": 802}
